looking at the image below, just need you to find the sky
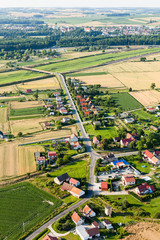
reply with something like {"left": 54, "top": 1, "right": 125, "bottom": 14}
{"left": 1, "top": 0, "right": 160, "bottom": 8}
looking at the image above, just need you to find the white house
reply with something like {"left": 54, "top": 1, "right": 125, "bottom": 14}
{"left": 54, "top": 173, "right": 70, "bottom": 185}
{"left": 76, "top": 226, "right": 89, "bottom": 240}
{"left": 102, "top": 220, "right": 114, "bottom": 230}
{"left": 105, "top": 205, "right": 112, "bottom": 217}
{"left": 70, "top": 187, "right": 85, "bottom": 198}
{"left": 71, "top": 212, "right": 83, "bottom": 226}
{"left": 50, "top": 112, "right": 55, "bottom": 116}
{"left": 73, "top": 142, "right": 82, "bottom": 150}
{"left": 93, "top": 136, "right": 100, "bottom": 145}
{"left": 122, "top": 175, "right": 136, "bottom": 186}
{"left": 124, "top": 118, "right": 134, "bottom": 124}
{"left": 69, "top": 178, "right": 80, "bottom": 187}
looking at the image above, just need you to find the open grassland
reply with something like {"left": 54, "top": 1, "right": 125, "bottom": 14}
{"left": 35, "top": 48, "right": 160, "bottom": 73}
{"left": 84, "top": 124, "right": 118, "bottom": 138}
{"left": 79, "top": 56, "right": 160, "bottom": 90}
{"left": 10, "top": 106, "right": 45, "bottom": 117}
{"left": 21, "top": 125, "right": 77, "bottom": 144}
{"left": 0, "top": 182, "right": 62, "bottom": 240}
{"left": 111, "top": 92, "right": 142, "bottom": 110}
{"left": 0, "top": 70, "right": 46, "bottom": 85}
{"left": 10, "top": 100, "right": 44, "bottom": 109}
{"left": 0, "top": 107, "right": 9, "bottom": 133}
{"left": 77, "top": 74, "right": 124, "bottom": 88}
{"left": 17, "top": 77, "right": 60, "bottom": 90}
{"left": 130, "top": 90, "right": 160, "bottom": 106}
{"left": 0, "top": 143, "right": 44, "bottom": 179}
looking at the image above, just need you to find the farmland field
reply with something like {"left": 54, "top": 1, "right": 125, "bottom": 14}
{"left": 10, "top": 106, "right": 45, "bottom": 117}
{"left": 84, "top": 124, "right": 118, "bottom": 138}
{"left": 111, "top": 92, "right": 143, "bottom": 110}
{"left": 0, "top": 84, "right": 18, "bottom": 93}
{"left": 0, "top": 70, "right": 46, "bottom": 85}
{"left": 0, "top": 107, "right": 9, "bottom": 133}
{"left": 0, "top": 143, "right": 44, "bottom": 179}
{"left": 10, "top": 100, "right": 44, "bottom": 109}
{"left": 0, "top": 182, "right": 62, "bottom": 240}
{"left": 77, "top": 74, "right": 124, "bottom": 88}
{"left": 17, "top": 77, "right": 60, "bottom": 90}
{"left": 78, "top": 55, "right": 160, "bottom": 90}
{"left": 130, "top": 90, "right": 160, "bottom": 106}
{"left": 35, "top": 48, "right": 160, "bottom": 73}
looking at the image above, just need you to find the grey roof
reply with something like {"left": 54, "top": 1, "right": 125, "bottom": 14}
{"left": 57, "top": 173, "right": 69, "bottom": 182}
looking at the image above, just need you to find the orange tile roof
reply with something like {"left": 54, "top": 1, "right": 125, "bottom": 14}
{"left": 83, "top": 205, "right": 91, "bottom": 214}
{"left": 69, "top": 178, "right": 79, "bottom": 185}
{"left": 144, "top": 150, "right": 154, "bottom": 159}
{"left": 60, "top": 182, "right": 73, "bottom": 191}
{"left": 123, "top": 175, "right": 135, "bottom": 183}
{"left": 71, "top": 211, "right": 81, "bottom": 223}
{"left": 151, "top": 156, "right": 159, "bottom": 164}
{"left": 70, "top": 187, "right": 81, "bottom": 196}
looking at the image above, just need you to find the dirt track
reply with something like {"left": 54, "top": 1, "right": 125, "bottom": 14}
{"left": 124, "top": 222, "right": 160, "bottom": 240}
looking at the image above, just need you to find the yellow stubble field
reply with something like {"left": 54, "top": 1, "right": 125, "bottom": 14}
{"left": 10, "top": 100, "right": 44, "bottom": 109}
{"left": 0, "top": 108, "right": 10, "bottom": 133}
{"left": 130, "top": 90, "right": 160, "bottom": 106}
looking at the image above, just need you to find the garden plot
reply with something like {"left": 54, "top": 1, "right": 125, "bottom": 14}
{"left": 130, "top": 90, "right": 160, "bottom": 106}
{"left": 10, "top": 100, "right": 44, "bottom": 109}
{"left": 0, "top": 107, "right": 9, "bottom": 133}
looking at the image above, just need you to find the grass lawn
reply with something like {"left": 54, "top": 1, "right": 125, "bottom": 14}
{"left": 0, "top": 182, "right": 62, "bottom": 240}
{"left": 123, "top": 155, "right": 152, "bottom": 174}
{"left": 132, "top": 109, "right": 157, "bottom": 122}
{"left": 111, "top": 92, "right": 142, "bottom": 111}
{"left": 36, "top": 48, "right": 160, "bottom": 73}
{"left": 0, "top": 70, "right": 46, "bottom": 85}
{"left": 62, "top": 233, "right": 81, "bottom": 240}
{"left": 84, "top": 124, "right": 118, "bottom": 138}
{"left": 10, "top": 106, "right": 45, "bottom": 116}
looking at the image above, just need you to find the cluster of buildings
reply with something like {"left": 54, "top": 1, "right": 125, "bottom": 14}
{"left": 72, "top": 205, "right": 113, "bottom": 240}
{"left": 77, "top": 95, "right": 99, "bottom": 116}
{"left": 143, "top": 150, "right": 160, "bottom": 166}
{"left": 54, "top": 172, "right": 85, "bottom": 198}
{"left": 35, "top": 151, "right": 57, "bottom": 165}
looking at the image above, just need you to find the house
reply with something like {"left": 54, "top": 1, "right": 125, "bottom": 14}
{"left": 101, "top": 182, "right": 108, "bottom": 191}
{"left": 94, "top": 110, "right": 98, "bottom": 115}
{"left": 156, "top": 105, "right": 160, "bottom": 111}
{"left": 150, "top": 156, "right": 160, "bottom": 165}
{"left": 112, "top": 159, "right": 129, "bottom": 169}
{"left": 81, "top": 103, "right": 88, "bottom": 107}
{"left": 42, "top": 235, "right": 58, "bottom": 240}
{"left": 120, "top": 138, "right": 135, "bottom": 147}
{"left": 135, "top": 183, "right": 155, "bottom": 195}
{"left": 87, "top": 227, "right": 100, "bottom": 238}
{"left": 122, "top": 175, "right": 135, "bottom": 186}
{"left": 71, "top": 212, "right": 83, "bottom": 226}
{"left": 54, "top": 92, "right": 60, "bottom": 97}
{"left": 119, "top": 112, "right": 128, "bottom": 118}
{"left": 147, "top": 107, "right": 155, "bottom": 113}
{"left": 56, "top": 96, "right": 62, "bottom": 102}
{"left": 93, "top": 121, "right": 101, "bottom": 126}
{"left": 48, "top": 151, "right": 57, "bottom": 160}
{"left": 82, "top": 107, "right": 88, "bottom": 111}
{"left": 73, "top": 142, "right": 82, "bottom": 150}
{"left": 143, "top": 150, "right": 160, "bottom": 165}
{"left": 93, "top": 136, "right": 100, "bottom": 145}
{"left": 60, "top": 182, "right": 73, "bottom": 191}
{"left": 92, "top": 221, "right": 99, "bottom": 228}
{"left": 62, "top": 117, "right": 70, "bottom": 123}
{"left": 113, "top": 137, "right": 120, "bottom": 143}
{"left": 80, "top": 98, "right": 86, "bottom": 102}
{"left": 70, "top": 133, "right": 78, "bottom": 142}
{"left": 50, "top": 112, "right": 55, "bottom": 116}
{"left": 105, "top": 205, "right": 112, "bottom": 217}
{"left": 76, "top": 95, "right": 82, "bottom": 99}
{"left": 150, "top": 125, "right": 159, "bottom": 131}
{"left": 69, "top": 178, "right": 80, "bottom": 187}
{"left": 36, "top": 156, "right": 45, "bottom": 164}
{"left": 25, "top": 89, "right": 32, "bottom": 93}
{"left": 70, "top": 186, "right": 85, "bottom": 198}
{"left": 102, "top": 220, "right": 114, "bottom": 230}
{"left": 83, "top": 205, "right": 96, "bottom": 217}
{"left": 76, "top": 225, "right": 89, "bottom": 240}
{"left": 126, "top": 133, "right": 135, "bottom": 140}
{"left": 59, "top": 108, "right": 68, "bottom": 114}
{"left": 124, "top": 118, "right": 135, "bottom": 124}
{"left": 84, "top": 111, "right": 91, "bottom": 116}
{"left": 43, "top": 122, "right": 51, "bottom": 129}
{"left": 54, "top": 173, "right": 70, "bottom": 185}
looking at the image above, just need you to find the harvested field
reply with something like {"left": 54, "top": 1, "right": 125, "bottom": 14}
{"left": 0, "top": 85, "right": 18, "bottom": 94}
{"left": 0, "top": 108, "right": 9, "bottom": 133}
{"left": 78, "top": 74, "right": 124, "bottom": 88}
{"left": 0, "top": 95, "right": 24, "bottom": 100}
{"left": 130, "top": 90, "right": 160, "bottom": 106}
{"left": 17, "top": 77, "right": 60, "bottom": 90}
{"left": 124, "top": 222, "right": 160, "bottom": 240}
{"left": 21, "top": 125, "right": 77, "bottom": 144}
{"left": 10, "top": 100, "right": 44, "bottom": 109}
{"left": 0, "top": 143, "right": 44, "bottom": 179}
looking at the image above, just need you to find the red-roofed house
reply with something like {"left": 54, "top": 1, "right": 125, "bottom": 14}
{"left": 71, "top": 212, "right": 83, "bottom": 226}
{"left": 25, "top": 89, "right": 32, "bottom": 93}
{"left": 80, "top": 102, "right": 88, "bottom": 106}
{"left": 54, "top": 92, "right": 60, "bottom": 97}
{"left": 84, "top": 111, "right": 91, "bottom": 116}
{"left": 87, "top": 228, "right": 100, "bottom": 238}
{"left": 76, "top": 95, "right": 82, "bottom": 99}
{"left": 48, "top": 151, "right": 57, "bottom": 160}
{"left": 93, "top": 136, "right": 100, "bottom": 145}
{"left": 73, "top": 142, "right": 82, "bottom": 150}
{"left": 101, "top": 182, "right": 108, "bottom": 191}
{"left": 59, "top": 108, "right": 68, "bottom": 114}
{"left": 80, "top": 98, "right": 86, "bottom": 102}
{"left": 70, "top": 133, "right": 78, "bottom": 142}
{"left": 143, "top": 150, "right": 160, "bottom": 166}
{"left": 69, "top": 178, "right": 80, "bottom": 187}
{"left": 147, "top": 107, "right": 155, "bottom": 113}
{"left": 42, "top": 235, "right": 58, "bottom": 240}
{"left": 82, "top": 107, "right": 88, "bottom": 111}
{"left": 122, "top": 175, "right": 135, "bottom": 186}
{"left": 36, "top": 156, "right": 45, "bottom": 164}
{"left": 70, "top": 187, "right": 85, "bottom": 198}
{"left": 83, "top": 205, "right": 96, "bottom": 217}
{"left": 120, "top": 138, "right": 135, "bottom": 147}
{"left": 135, "top": 183, "right": 155, "bottom": 195}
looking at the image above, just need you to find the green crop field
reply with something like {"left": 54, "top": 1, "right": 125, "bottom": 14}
{"left": 0, "top": 182, "right": 62, "bottom": 240}
{"left": 36, "top": 48, "right": 160, "bottom": 73}
{"left": 67, "top": 72, "right": 107, "bottom": 77}
{"left": 111, "top": 92, "right": 142, "bottom": 111}
{"left": 10, "top": 106, "right": 45, "bottom": 117}
{"left": 0, "top": 70, "right": 46, "bottom": 85}
{"left": 84, "top": 124, "right": 118, "bottom": 138}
